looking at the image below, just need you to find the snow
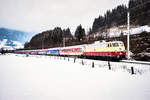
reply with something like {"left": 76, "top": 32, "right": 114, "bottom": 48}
{"left": 122, "top": 25, "right": 150, "bottom": 36}
{"left": 0, "top": 54, "right": 150, "bottom": 100}
{"left": 0, "top": 39, "right": 7, "bottom": 48}
{"left": 0, "top": 39, "right": 24, "bottom": 50}
{"left": 0, "top": 39, "right": 13, "bottom": 50}
{"left": 94, "top": 25, "right": 150, "bottom": 38}
{"left": 12, "top": 41, "right": 24, "bottom": 49}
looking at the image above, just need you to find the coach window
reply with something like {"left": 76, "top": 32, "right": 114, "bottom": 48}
{"left": 76, "top": 49, "right": 78, "bottom": 52}
{"left": 79, "top": 48, "right": 81, "bottom": 52}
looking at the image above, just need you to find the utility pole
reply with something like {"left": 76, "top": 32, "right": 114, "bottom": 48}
{"left": 127, "top": 11, "right": 130, "bottom": 60}
{"left": 42, "top": 34, "right": 45, "bottom": 49}
{"left": 42, "top": 39, "right": 43, "bottom": 49}
{"left": 63, "top": 38, "right": 65, "bottom": 47}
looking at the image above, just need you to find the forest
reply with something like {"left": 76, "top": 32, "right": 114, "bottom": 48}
{"left": 24, "top": 0, "right": 150, "bottom": 49}
{"left": 24, "top": 25, "right": 85, "bottom": 49}
{"left": 92, "top": 0, "right": 150, "bottom": 33}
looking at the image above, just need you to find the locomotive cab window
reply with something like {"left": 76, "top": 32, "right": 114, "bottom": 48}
{"left": 119, "top": 43, "right": 124, "bottom": 46}
{"left": 112, "top": 43, "right": 119, "bottom": 47}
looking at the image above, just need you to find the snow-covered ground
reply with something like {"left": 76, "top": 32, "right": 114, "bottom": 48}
{"left": 0, "top": 39, "right": 23, "bottom": 50}
{"left": 93, "top": 25, "right": 150, "bottom": 38}
{"left": 0, "top": 54, "right": 150, "bottom": 100}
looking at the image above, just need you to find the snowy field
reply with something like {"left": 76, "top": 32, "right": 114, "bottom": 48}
{"left": 0, "top": 54, "right": 150, "bottom": 100}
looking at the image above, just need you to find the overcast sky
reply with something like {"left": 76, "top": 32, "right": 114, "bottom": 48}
{"left": 0, "top": 0, "right": 129, "bottom": 33}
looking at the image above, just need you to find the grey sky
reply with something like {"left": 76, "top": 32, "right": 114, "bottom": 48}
{"left": 0, "top": 0, "right": 129, "bottom": 33}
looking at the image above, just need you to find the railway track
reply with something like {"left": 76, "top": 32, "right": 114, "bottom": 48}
{"left": 77, "top": 56, "right": 150, "bottom": 66}
{"left": 14, "top": 54, "right": 150, "bottom": 75}
{"left": 73, "top": 56, "right": 150, "bottom": 66}
{"left": 15, "top": 53, "right": 150, "bottom": 66}
{"left": 120, "top": 60, "right": 150, "bottom": 65}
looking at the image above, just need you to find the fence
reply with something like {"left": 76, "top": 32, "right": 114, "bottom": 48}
{"left": 16, "top": 54, "right": 150, "bottom": 75}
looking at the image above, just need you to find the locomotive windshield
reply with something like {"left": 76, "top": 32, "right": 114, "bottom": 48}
{"left": 112, "top": 43, "right": 119, "bottom": 47}
{"left": 119, "top": 43, "right": 124, "bottom": 46}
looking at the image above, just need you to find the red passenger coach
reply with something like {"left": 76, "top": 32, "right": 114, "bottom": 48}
{"left": 59, "top": 47, "right": 83, "bottom": 56}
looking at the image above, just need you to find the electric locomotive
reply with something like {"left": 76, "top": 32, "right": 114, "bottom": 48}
{"left": 83, "top": 41, "right": 126, "bottom": 60}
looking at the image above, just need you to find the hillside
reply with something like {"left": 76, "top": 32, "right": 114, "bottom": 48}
{"left": 23, "top": 0, "right": 150, "bottom": 61}
{"left": 88, "top": 25, "right": 150, "bottom": 61}
{"left": 91, "top": 0, "right": 150, "bottom": 33}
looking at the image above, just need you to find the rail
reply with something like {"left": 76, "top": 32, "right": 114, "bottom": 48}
{"left": 120, "top": 60, "right": 150, "bottom": 65}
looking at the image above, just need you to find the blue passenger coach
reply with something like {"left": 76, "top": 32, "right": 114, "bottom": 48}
{"left": 46, "top": 50, "right": 60, "bottom": 55}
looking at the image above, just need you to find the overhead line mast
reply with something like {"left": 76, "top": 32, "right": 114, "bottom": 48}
{"left": 127, "top": 11, "right": 130, "bottom": 60}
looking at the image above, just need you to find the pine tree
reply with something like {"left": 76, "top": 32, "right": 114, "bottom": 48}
{"left": 63, "top": 28, "right": 73, "bottom": 38}
{"left": 75, "top": 25, "right": 85, "bottom": 41}
{"left": 92, "top": 4, "right": 127, "bottom": 33}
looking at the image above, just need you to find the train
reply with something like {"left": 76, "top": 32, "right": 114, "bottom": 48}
{"left": 14, "top": 40, "right": 126, "bottom": 60}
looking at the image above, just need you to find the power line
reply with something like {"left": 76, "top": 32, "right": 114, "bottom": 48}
{"left": 117, "top": 9, "right": 150, "bottom": 25}
{"left": 129, "top": 0, "right": 150, "bottom": 11}
{"left": 110, "top": 0, "right": 150, "bottom": 27}
{"left": 92, "top": 0, "right": 150, "bottom": 32}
